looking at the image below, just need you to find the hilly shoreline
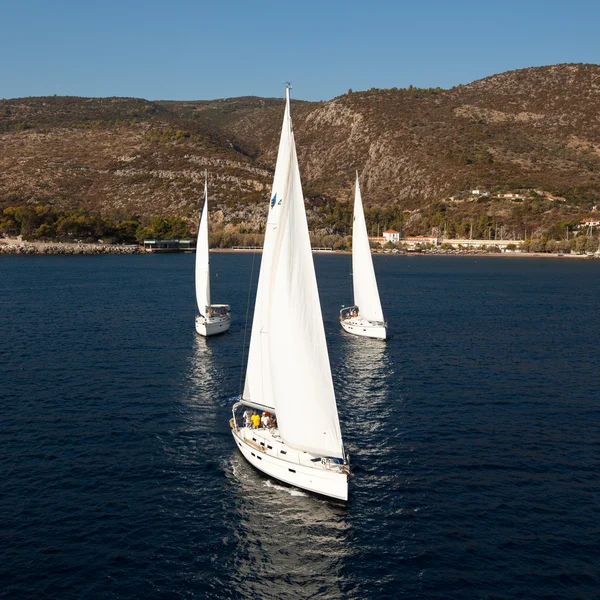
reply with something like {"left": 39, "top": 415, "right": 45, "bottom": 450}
{"left": 1, "top": 63, "right": 600, "bottom": 243}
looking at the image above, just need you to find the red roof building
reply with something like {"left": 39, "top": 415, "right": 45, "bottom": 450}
{"left": 382, "top": 229, "right": 401, "bottom": 242}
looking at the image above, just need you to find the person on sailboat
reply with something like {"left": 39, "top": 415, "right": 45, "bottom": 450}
{"left": 251, "top": 413, "right": 260, "bottom": 429}
{"left": 261, "top": 412, "right": 271, "bottom": 428}
{"left": 243, "top": 407, "right": 253, "bottom": 428}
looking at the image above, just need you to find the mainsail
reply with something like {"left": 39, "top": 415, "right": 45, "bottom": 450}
{"left": 242, "top": 88, "right": 344, "bottom": 458}
{"left": 195, "top": 180, "right": 210, "bottom": 316}
{"left": 352, "top": 173, "right": 384, "bottom": 323}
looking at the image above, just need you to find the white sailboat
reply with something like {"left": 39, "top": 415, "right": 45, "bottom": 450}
{"left": 194, "top": 178, "right": 231, "bottom": 336}
{"left": 230, "top": 86, "right": 350, "bottom": 501}
{"left": 340, "top": 172, "right": 387, "bottom": 340}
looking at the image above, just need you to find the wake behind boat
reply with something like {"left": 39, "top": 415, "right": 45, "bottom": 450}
{"left": 340, "top": 172, "right": 387, "bottom": 340}
{"left": 195, "top": 177, "right": 231, "bottom": 336}
{"left": 230, "top": 86, "right": 350, "bottom": 501}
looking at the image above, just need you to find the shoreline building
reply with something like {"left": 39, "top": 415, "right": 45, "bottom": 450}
{"left": 382, "top": 229, "right": 401, "bottom": 243}
{"left": 370, "top": 231, "right": 439, "bottom": 248}
{"left": 402, "top": 236, "right": 439, "bottom": 248}
{"left": 143, "top": 239, "right": 196, "bottom": 253}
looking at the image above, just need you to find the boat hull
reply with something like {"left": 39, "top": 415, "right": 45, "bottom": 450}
{"left": 195, "top": 314, "right": 231, "bottom": 337}
{"left": 232, "top": 427, "right": 348, "bottom": 501}
{"left": 340, "top": 317, "right": 387, "bottom": 340}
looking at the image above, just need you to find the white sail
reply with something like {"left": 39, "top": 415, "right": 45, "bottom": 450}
{"left": 195, "top": 181, "right": 210, "bottom": 316}
{"left": 243, "top": 87, "right": 344, "bottom": 458}
{"left": 241, "top": 89, "right": 293, "bottom": 412}
{"left": 352, "top": 173, "right": 384, "bottom": 323}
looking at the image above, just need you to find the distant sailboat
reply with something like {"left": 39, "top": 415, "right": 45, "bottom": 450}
{"left": 195, "top": 177, "right": 231, "bottom": 336}
{"left": 340, "top": 172, "right": 387, "bottom": 340}
{"left": 230, "top": 86, "right": 350, "bottom": 501}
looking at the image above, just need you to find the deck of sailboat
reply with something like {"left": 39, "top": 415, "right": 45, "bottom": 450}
{"left": 342, "top": 315, "right": 384, "bottom": 327}
{"left": 198, "top": 314, "right": 230, "bottom": 322}
{"left": 232, "top": 426, "right": 345, "bottom": 472}
{"left": 341, "top": 316, "right": 387, "bottom": 340}
{"left": 231, "top": 425, "right": 349, "bottom": 501}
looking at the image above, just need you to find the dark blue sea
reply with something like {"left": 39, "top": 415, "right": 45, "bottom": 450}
{"left": 1, "top": 253, "right": 599, "bottom": 599}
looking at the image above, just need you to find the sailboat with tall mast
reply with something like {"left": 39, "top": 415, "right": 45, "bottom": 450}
{"left": 230, "top": 86, "right": 350, "bottom": 501}
{"left": 194, "top": 177, "right": 231, "bottom": 336}
{"left": 340, "top": 172, "right": 387, "bottom": 340}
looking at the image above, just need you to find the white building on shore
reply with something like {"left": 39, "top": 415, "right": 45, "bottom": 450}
{"left": 382, "top": 229, "right": 401, "bottom": 242}
{"left": 369, "top": 233, "right": 438, "bottom": 248}
{"left": 442, "top": 239, "right": 522, "bottom": 250}
{"left": 403, "top": 236, "right": 439, "bottom": 248}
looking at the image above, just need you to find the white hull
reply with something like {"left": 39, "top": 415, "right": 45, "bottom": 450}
{"left": 195, "top": 314, "right": 230, "bottom": 337}
{"left": 341, "top": 317, "right": 387, "bottom": 340}
{"left": 231, "top": 426, "right": 348, "bottom": 501}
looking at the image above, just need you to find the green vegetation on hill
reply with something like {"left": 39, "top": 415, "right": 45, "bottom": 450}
{"left": 2, "top": 203, "right": 597, "bottom": 253}
{"left": 0, "top": 206, "right": 192, "bottom": 243}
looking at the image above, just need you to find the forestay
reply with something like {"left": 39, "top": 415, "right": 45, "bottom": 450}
{"left": 352, "top": 173, "right": 385, "bottom": 323}
{"left": 241, "top": 90, "right": 292, "bottom": 412}
{"left": 195, "top": 181, "right": 211, "bottom": 316}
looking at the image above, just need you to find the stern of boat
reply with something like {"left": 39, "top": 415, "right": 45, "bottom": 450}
{"left": 196, "top": 307, "right": 231, "bottom": 336}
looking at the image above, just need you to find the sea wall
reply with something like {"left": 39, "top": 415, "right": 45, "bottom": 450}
{"left": 0, "top": 240, "right": 140, "bottom": 255}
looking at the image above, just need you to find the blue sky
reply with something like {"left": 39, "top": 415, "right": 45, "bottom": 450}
{"left": 1, "top": 0, "right": 598, "bottom": 101}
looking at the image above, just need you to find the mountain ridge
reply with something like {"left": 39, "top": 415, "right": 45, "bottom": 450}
{"left": 1, "top": 63, "right": 599, "bottom": 239}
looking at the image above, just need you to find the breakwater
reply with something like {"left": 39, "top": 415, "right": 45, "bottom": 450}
{"left": 0, "top": 240, "right": 140, "bottom": 255}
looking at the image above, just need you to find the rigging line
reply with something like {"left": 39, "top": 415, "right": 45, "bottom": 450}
{"left": 239, "top": 249, "right": 257, "bottom": 396}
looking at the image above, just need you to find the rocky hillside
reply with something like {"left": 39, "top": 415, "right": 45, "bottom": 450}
{"left": 2, "top": 63, "right": 600, "bottom": 237}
